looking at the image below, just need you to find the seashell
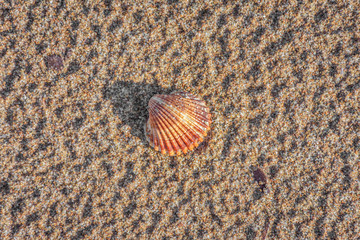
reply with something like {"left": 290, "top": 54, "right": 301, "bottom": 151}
{"left": 145, "top": 91, "right": 211, "bottom": 156}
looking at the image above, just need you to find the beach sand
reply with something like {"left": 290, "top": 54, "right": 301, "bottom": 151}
{"left": 1, "top": 1, "right": 359, "bottom": 239}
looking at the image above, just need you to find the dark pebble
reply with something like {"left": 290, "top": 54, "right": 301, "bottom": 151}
{"left": 45, "top": 54, "right": 64, "bottom": 71}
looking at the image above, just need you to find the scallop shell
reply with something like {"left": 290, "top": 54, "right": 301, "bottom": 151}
{"left": 145, "top": 91, "right": 211, "bottom": 156}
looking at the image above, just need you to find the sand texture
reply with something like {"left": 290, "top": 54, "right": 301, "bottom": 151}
{"left": 1, "top": 1, "right": 359, "bottom": 239}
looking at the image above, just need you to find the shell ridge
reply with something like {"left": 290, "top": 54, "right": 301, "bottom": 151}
{"left": 148, "top": 105, "right": 160, "bottom": 149}
{"left": 149, "top": 97, "right": 171, "bottom": 153}
{"left": 149, "top": 103, "right": 173, "bottom": 153}
{"left": 153, "top": 100, "right": 191, "bottom": 154}
{"left": 149, "top": 109, "right": 166, "bottom": 153}
{"left": 161, "top": 103, "right": 204, "bottom": 143}
{"left": 151, "top": 102, "right": 182, "bottom": 155}
{"left": 167, "top": 97, "right": 210, "bottom": 129}
{"left": 181, "top": 107, "right": 210, "bottom": 130}
{"left": 161, "top": 95, "right": 210, "bottom": 137}
{"left": 176, "top": 109, "right": 206, "bottom": 137}
{"left": 148, "top": 117, "right": 159, "bottom": 150}
{"left": 164, "top": 97, "right": 210, "bottom": 140}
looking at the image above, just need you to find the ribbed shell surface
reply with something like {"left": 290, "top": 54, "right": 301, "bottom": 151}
{"left": 145, "top": 91, "right": 211, "bottom": 156}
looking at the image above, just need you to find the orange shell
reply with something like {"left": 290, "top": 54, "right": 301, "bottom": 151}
{"left": 145, "top": 91, "right": 211, "bottom": 156}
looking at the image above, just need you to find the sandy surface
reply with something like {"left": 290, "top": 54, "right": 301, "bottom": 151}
{"left": 1, "top": 1, "right": 359, "bottom": 239}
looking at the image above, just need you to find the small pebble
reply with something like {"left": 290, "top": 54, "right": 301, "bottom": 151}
{"left": 45, "top": 54, "right": 64, "bottom": 71}
{"left": 253, "top": 168, "right": 267, "bottom": 191}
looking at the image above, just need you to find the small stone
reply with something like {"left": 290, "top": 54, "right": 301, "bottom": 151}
{"left": 253, "top": 168, "right": 267, "bottom": 191}
{"left": 45, "top": 54, "right": 64, "bottom": 71}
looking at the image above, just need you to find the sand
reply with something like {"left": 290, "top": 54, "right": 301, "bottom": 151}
{"left": 0, "top": 1, "right": 359, "bottom": 239}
